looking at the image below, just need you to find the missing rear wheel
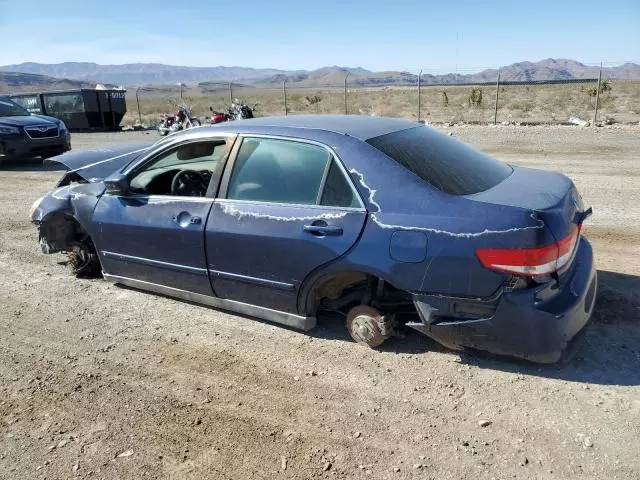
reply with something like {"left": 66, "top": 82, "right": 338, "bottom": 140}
{"left": 346, "top": 305, "right": 387, "bottom": 348}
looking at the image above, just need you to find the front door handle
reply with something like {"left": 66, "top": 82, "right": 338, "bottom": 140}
{"left": 303, "top": 224, "right": 343, "bottom": 236}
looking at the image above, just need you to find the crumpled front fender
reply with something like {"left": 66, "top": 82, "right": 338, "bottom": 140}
{"left": 30, "top": 182, "right": 105, "bottom": 253}
{"left": 30, "top": 188, "right": 72, "bottom": 224}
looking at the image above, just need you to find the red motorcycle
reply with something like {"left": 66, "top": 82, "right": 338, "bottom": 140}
{"left": 157, "top": 103, "right": 201, "bottom": 136}
{"left": 209, "top": 107, "right": 230, "bottom": 124}
{"left": 208, "top": 100, "right": 256, "bottom": 124}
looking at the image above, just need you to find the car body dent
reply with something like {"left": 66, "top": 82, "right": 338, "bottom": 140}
{"left": 409, "top": 237, "right": 597, "bottom": 363}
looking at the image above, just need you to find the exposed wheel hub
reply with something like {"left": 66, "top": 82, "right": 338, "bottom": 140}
{"left": 351, "top": 315, "right": 377, "bottom": 343}
{"left": 346, "top": 305, "right": 388, "bottom": 348}
{"left": 67, "top": 241, "right": 94, "bottom": 275}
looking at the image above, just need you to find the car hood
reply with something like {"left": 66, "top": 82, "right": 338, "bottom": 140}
{"left": 0, "top": 115, "right": 60, "bottom": 127}
{"left": 48, "top": 141, "right": 154, "bottom": 183}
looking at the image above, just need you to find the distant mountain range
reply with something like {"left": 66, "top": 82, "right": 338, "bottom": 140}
{"left": 0, "top": 71, "right": 101, "bottom": 93}
{"left": 1, "top": 59, "right": 639, "bottom": 93}
{"left": 0, "top": 62, "right": 371, "bottom": 86}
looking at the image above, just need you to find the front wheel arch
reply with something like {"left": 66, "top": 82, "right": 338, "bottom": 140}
{"left": 38, "top": 212, "right": 101, "bottom": 276}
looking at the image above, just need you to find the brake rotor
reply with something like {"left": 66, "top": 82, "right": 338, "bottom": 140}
{"left": 67, "top": 241, "right": 92, "bottom": 275}
{"left": 346, "top": 305, "right": 386, "bottom": 348}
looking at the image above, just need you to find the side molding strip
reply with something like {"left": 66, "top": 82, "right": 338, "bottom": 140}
{"left": 102, "top": 251, "right": 208, "bottom": 275}
{"left": 103, "top": 274, "right": 317, "bottom": 331}
{"left": 209, "top": 268, "right": 296, "bottom": 291}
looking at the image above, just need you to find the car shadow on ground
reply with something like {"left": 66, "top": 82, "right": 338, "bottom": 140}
{"left": 112, "top": 268, "right": 638, "bottom": 386}
{"left": 312, "top": 270, "right": 640, "bottom": 386}
{"left": 0, "top": 157, "right": 66, "bottom": 171}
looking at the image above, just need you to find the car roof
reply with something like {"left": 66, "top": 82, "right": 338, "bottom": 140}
{"left": 206, "top": 115, "right": 419, "bottom": 141}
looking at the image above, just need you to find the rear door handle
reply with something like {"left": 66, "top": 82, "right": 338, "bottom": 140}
{"left": 172, "top": 212, "right": 202, "bottom": 226}
{"left": 303, "top": 225, "right": 343, "bottom": 236}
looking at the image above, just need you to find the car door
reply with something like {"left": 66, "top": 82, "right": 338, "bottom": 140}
{"left": 94, "top": 136, "right": 234, "bottom": 295}
{"left": 206, "top": 135, "right": 367, "bottom": 313}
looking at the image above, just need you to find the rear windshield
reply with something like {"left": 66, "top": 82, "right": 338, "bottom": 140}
{"left": 366, "top": 126, "right": 512, "bottom": 195}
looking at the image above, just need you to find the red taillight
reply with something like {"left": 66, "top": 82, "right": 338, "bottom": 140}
{"left": 476, "top": 225, "right": 580, "bottom": 277}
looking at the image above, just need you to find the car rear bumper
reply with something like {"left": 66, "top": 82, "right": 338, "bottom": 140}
{"left": 1, "top": 133, "right": 71, "bottom": 159}
{"left": 410, "top": 237, "right": 597, "bottom": 363}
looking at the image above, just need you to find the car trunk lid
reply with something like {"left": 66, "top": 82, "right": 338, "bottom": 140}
{"left": 467, "top": 165, "right": 587, "bottom": 241}
{"left": 468, "top": 166, "right": 591, "bottom": 278}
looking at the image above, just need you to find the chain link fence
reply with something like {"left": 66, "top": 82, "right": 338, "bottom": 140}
{"left": 125, "top": 66, "right": 640, "bottom": 127}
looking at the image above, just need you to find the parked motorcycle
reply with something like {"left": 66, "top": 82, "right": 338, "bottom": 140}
{"left": 208, "top": 99, "right": 256, "bottom": 124}
{"left": 208, "top": 107, "right": 230, "bottom": 124}
{"left": 229, "top": 99, "right": 255, "bottom": 120}
{"left": 157, "top": 103, "right": 201, "bottom": 136}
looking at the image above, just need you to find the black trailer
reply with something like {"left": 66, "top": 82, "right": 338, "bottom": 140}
{"left": 9, "top": 88, "right": 127, "bottom": 131}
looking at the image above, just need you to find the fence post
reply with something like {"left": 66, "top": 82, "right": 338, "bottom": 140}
{"left": 593, "top": 62, "right": 602, "bottom": 126}
{"left": 228, "top": 82, "right": 233, "bottom": 104}
{"left": 135, "top": 87, "right": 142, "bottom": 125}
{"left": 283, "top": 80, "right": 288, "bottom": 116}
{"left": 344, "top": 71, "right": 350, "bottom": 114}
{"left": 493, "top": 68, "right": 501, "bottom": 125}
{"left": 418, "top": 68, "right": 422, "bottom": 123}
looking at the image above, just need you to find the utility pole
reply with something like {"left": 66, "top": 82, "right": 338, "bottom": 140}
{"left": 493, "top": 69, "right": 501, "bottom": 125}
{"left": 135, "top": 87, "right": 142, "bottom": 124}
{"left": 593, "top": 62, "right": 603, "bottom": 126}
{"left": 344, "top": 71, "right": 350, "bottom": 114}
{"left": 283, "top": 80, "right": 288, "bottom": 116}
{"left": 418, "top": 68, "right": 423, "bottom": 123}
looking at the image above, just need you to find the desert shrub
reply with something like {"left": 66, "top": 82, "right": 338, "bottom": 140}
{"left": 468, "top": 88, "right": 483, "bottom": 107}
{"left": 583, "top": 79, "right": 612, "bottom": 97}
{"left": 305, "top": 94, "right": 322, "bottom": 112}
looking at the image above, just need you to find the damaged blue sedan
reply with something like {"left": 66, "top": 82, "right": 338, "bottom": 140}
{"left": 30, "top": 115, "right": 596, "bottom": 363}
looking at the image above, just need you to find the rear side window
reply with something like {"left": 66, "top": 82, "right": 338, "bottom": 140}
{"left": 320, "top": 160, "right": 360, "bottom": 208}
{"left": 366, "top": 126, "right": 512, "bottom": 195}
{"left": 227, "top": 138, "right": 329, "bottom": 204}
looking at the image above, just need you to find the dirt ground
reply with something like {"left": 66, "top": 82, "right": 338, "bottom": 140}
{"left": 1, "top": 125, "right": 639, "bottom": 480}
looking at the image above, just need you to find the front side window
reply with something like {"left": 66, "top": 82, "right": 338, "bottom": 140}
{"left": 227, "top": 138, "right": 330, "bottom": 205}
{"left": 129, "top": 140, "right": 227, "bottom": 196}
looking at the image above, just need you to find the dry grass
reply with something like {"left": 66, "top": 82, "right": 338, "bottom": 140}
{"left": 123, "top": 81, "right": 640, "bottom": 126}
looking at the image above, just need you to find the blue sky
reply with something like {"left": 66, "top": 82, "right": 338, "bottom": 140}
{"left": 1, "top": 0, "right": 638, "bottom": 72}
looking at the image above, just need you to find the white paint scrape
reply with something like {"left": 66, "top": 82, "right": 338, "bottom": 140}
{"left": 349, "top": 169, "right": 543, "bottom": 238}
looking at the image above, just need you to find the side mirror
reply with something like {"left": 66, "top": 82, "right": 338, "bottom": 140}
{"left": 104, "top": 173, "right": 129, "bottom": 195}
{"left": 209, "top": 106, "right": 213, "bottom": 112}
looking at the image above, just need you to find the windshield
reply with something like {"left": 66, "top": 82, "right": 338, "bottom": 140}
{"left": 366, "top": 126, "right": 513, "bottom": 195}
{"left": 0, "top": 97, "right": 30, "bottom": 117}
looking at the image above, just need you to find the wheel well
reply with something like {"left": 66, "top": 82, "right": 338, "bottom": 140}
{"left": 306, "top": 271, "right": 369, "bottom": 315}
{"left": 303, "top": 270, "right": 415, "bottom": 318}
{"left": 39, "top": 212, "right": 94, "bottom": 254}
